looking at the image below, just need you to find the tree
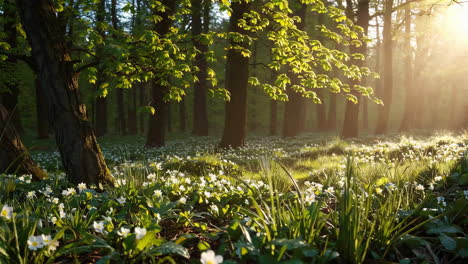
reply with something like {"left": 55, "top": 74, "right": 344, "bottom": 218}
{"left": 146, "top": 0, "right": 178, "bottom": 147}
{"left": 218, "top": 0, "right": 375, "bottom": 146}
{"left": 0, "top": 105, "right": 46, "bottom": 180}
{"left": 219, "top": 0, "right": 252, "bottom": 148}
{"left": 15, "top": 0, "right": 113, "bottom": 185}
{"left": 375, "top": 0, "right": 394, "bottom": 134}
{"left": 282, "top": 2, "right": 307, "bottom": 138}
{"left": 35, "top": 78, "right": 50, "bottom": 139}
{"left": 341, "top": 0, "right": 370, "bottom": 138}
{"left": 192, "top": 0, "right": 210, "bottom": 136}
{"left": 111, "top": 0, "right": 127, "bottom": 136}
{"left": 399, "top": 2, "right": 414, "bottom": 132}
{"left": 0, "top": 0, "right": 23, "bottom": 134}
{"left": 94, "top": 0, "right": 108, "bottom": 137}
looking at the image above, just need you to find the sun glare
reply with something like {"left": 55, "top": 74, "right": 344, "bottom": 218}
{"left": 442, "top": 3, "right": 468, "bottom": 41}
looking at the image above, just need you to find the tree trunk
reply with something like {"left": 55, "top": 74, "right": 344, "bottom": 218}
{"left": 139, "top": 83, "right": 146, "bottom": 134}
{"left": 35, "top": 78, "right": 50, "bottom": 139}
{"left": 282, "top": 3, "right": 307, "bottom": 138}
{"left": 15, "top": 0, "right": 113, "bottom": 185}
{"left": 146, "top": 0, "right": 176, "bottom": 147}
{"left": 249, "top": 41, "right": 259, "bottom": 132}
{"left": 327, "top": 92, "right": 337, "bottom": 131}
{"left": 111, "top": 0, "right": 126, "bottom": 135}
{"left": 399, "top": 3, "right": 414, "bottom": 132}
{"left": 95, "top": 0, "right": 108, "bottom": 137}
{"left": 0, "top": 105, "right": 47, "bottom": 180}
{"left": 270, "top": 100, "right": 278, "bottom": 135}
{"left": 179, "top": 98, "right": 186, "bottom": 132}
{"left": 191, "top": 0, "right": 209, "bottom": 136}
{"left": 1, "top": 0, "right": 23, "bottom": 134}
{"left": 341, "top": 0, "right": 370, "bottom": 138}
{"left": 127, "top": 87, "right": 138, "bottom": 135}
{"left": 167, "top": 103, "right": 172, "bottom": 133}
{"left": 375, "top": 0, "right": 394, "bottom": 135}
{"left": 219, "top": 1, "right": 251, "bottom": 148}
{"left": 146, "top": 80, "right": 167, "bottom": 147}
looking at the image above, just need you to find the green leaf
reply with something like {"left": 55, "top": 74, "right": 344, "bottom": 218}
{"left": 439, "top": 233, "right": 456, "bottom": 251}
{"left": 155, "top": 242, "right": 190, "bottom": 259}
{"left": 427, "top": 226, "right": 462, "bottom": 235}
{"left": 271, "top": 239, "right": 307, "bottom": 250}
{"left": 197, "top": 241, "right": 210, "bottom": 251}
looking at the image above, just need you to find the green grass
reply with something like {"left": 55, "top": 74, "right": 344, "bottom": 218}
{"left": 1, "top": 133, "right": 467, "bottom": 263}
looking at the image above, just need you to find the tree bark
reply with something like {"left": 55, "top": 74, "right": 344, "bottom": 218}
{"left": 399, "top": 3, "right": 414, "bottom": 132}
{"left": 146, "top": 0, "right": 176, "bottom": 147}
{"left": 327, "top": 92, "right": 337, "bottom": 131}
{"left": 94, "top": 0, "right": 108, "bottom": 137}
{"left": 179, "top": 98, "right": 186, "bottom": 132}
{"left": 0, "top": 105, "right": 47, "bottom": 180}
{"left": 249, "top": 40, "right": 259, "bottom": 132}
{"left": 375, "top": 0, "right": 394, "bottom": 135}
{"left": 146, "top": 80, "right": 167, "bottom": 147}
{"left": 341, "top": 0, "right": 370, "bottom": 138}
{"left": 139, "top": 83, "right": 146, "bottom": 134}
{"left": 15, "top": 0, "right": 113, "bottom": 185}
{"left": 191, "top": 0, "right": 209, "bottom": 136}
{"left": 35, "top": 78, "right": 50, "bottom": 139}
{"left": 219, "top": 1, "right": 251, "bottom": 148}
{"left": 127, "top": 87, "right": 138, "bottom": 135}
{"left": 270, "top": 100, "right": 278, "bottom": 135}
{"left": 1, "top": 0, "right": 23, "bottom": 134}
{"left": 167, "top": 102, "right": 172, "bottom": 133}
{"left": 282, "top": 3, "right": 307, "bottom": 138}
{"left": 111, "top": 0, "right": 127, "bottom": 135}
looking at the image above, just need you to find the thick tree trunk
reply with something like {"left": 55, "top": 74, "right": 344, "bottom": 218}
{"left": 139, "top": 83, "right": 146, "bottom": 134}
{"left": 111, "top": 0, "right": 126, "bottom": 135}
{"left": 167, "top": 103, "right": 172, "bottom": 133}
{"left": 1, "top": 0, "right": 23, "bottom": 134}
{"left": 16, "top": 0, "right": 112, "bottom": 185}
{"left": 0, "top": 105, "right": 47, "bottom": 180}
{"left": 192, "top": 0, "right": 209, "bottom": 136}
{"left": 35, "top": 78, "right": 50, "bottom": 139}
{"left": 375, "top": 0, "right": 394, "bottom": 135}
{"left": 94, "top": 0, "right": 108, "bottom": 137}
{"left": 399, "top": 4, "right": 414, "bottom": 132}
{"left": 327, "top": 92, "right": 337, "bottom": 131}
{"left": 249, "top": 41, "right": 259, "bottom": 132}
{"left": 219, "top": 1, "right": 251, "bottom": 148}
{"left": 282, "top": 3, "right": 307, "bottom": 138}
{"left": 270, "top": 100, "right": 278, "bottom": 135}
{"left": 362, "top": 96, "right": 369, "bottom": 130}
{"left": 315, "top": 90, "right": 327, "bottom": 132}
{"left": 95, "top": 94, "right": 108, "bottom": 136}
{"left": 146, "top": 80, "right": 167, "bottom": 147}
{"left": 341, "top": 0, "right": 369, "bottom": 138}
{"left": 283, "top": 88, "right": 306, "bottom": 137}
{"left": 179, "top": 98, "right": 186, "bottom": 132}
{"left": 146, "top": 0, "right": 176, "bottom": 147}
{"left": 127, "top": 87, "right": 138, "bottom": 135}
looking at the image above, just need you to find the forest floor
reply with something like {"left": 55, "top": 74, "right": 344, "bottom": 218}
{"left": 1, "top": 132, "right": 467, "bottom": 263}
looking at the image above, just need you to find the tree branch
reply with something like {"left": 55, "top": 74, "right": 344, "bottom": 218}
{"left": 0, "top": 51, "right": 36, "bottom": 71}
{"left": 75, "top": 60, "right": 100, "bottom": 73}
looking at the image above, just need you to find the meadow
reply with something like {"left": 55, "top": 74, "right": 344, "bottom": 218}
{"left": 1, "top": 133, "right": 467, "bottom": 263}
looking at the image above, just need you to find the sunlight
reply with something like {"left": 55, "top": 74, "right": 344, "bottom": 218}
{"left": 442, "top": 3, "right": 468, "bottom": 41}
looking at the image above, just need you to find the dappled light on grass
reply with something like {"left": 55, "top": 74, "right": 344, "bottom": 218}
{"left": 1, "top": 134, "right": 467, "bottom": 263}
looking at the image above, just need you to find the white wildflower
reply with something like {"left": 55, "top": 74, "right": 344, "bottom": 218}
{"left": 1, "top": 205, "right": 13, "bottom": 220}
{"left": 200, "top": 250, "right": 223, "bottom": 264}
{"left": 135, "top": 227, "right": 147, "bottom": 240}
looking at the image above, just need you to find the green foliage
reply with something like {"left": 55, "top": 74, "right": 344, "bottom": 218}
{"left": 2, "top": 134, "right": 466, "bottom": 263}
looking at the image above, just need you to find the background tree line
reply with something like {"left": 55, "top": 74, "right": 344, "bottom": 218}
{"left": 0, "top": 0, "right": 467, "bottom": 186}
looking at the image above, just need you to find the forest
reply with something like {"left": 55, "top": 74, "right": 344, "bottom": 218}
{"left": 0, "top": 0, "right": 467, "bottom": 263}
